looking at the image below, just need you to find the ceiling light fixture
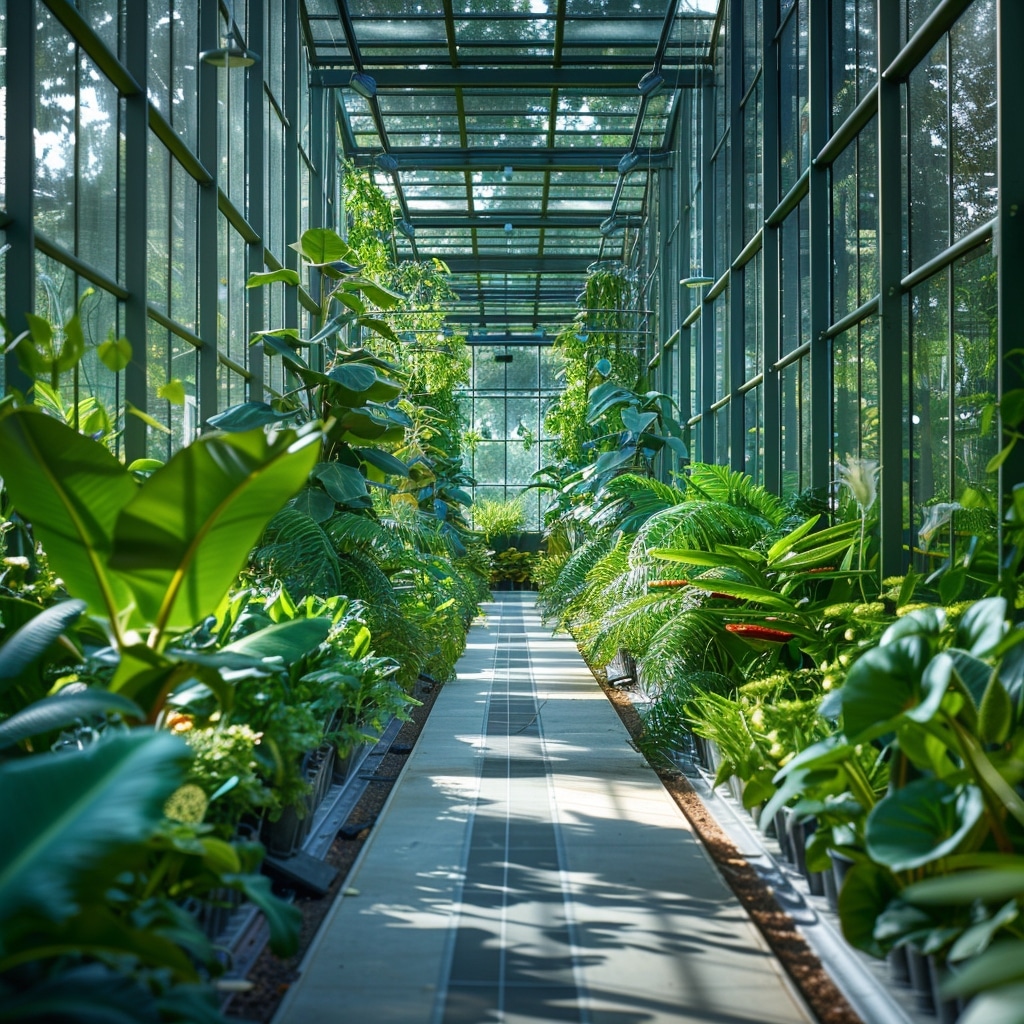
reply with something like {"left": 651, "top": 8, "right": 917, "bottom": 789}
{"left": 637, "top": 67, "right": 665, "bottom": 97}
{"left": 200, "top": 4, "right": 259, "bottom": 69}
{"left": 349, "top": 71, "right": 377, "bottom": 99}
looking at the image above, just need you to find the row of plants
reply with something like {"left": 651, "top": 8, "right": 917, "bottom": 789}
{"left": 533, "top": 260, "right": 1024, "bottom": 1023}
{"left": 0, "top": 169, "right": 490, "bottom": 1020}
{"left": 536, "top": 452, "right": 1023, "bottom": 1022}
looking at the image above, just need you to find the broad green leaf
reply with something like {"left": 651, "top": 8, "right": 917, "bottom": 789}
{"left": 327, "top": 363, "right": 403, "bottom": 405}
{"left": 957, "top": 980, "right": 1024, "bottom": 1024}
{"left": 837, "top": 860, "right": 900, "bottom": 957}
{"left": 594, "top": 357, "right": 612, "bottom": 377}
{"left": 881, "top": 606, "right": 947, "bottom": 644}
{"left": 355, "top": 446, "right": 411, "bottom": 477}
{"left": 1002, "top": 387, "right": 1024, "bottom": 427}
{"left": 157, "top": 378, "right": 186, "bottom": 405}
{"left": 0, "top": 964, "right": 161, "bottom": 1023}
{"left": 108, "top": 424, "right": 322, "bottom": 633}
{"left": 313, "top": 461, "right": 369, "bottom": 504}
{"left": 955, "top": 596, "right": 1007, "bottom": 656}
{"left": 342, "top": 277, "right": 404, "bottom": 310}
{"left": 621, "top": 406, "right": 657, "bottom": 435}
{"left": 904, "top": 864, "right": 1024, "bottom": 905}
{"left": 0, "top": 731, "right": 190, "bottom": 921}
{"left": 979, "top": 672, "right": 1013, "bottom": 744}
{"left": 945, "top": 943, "right": 1024, "bottom": 1002}
{"left": 291, "top": 227, "right": 357, "bottom": 266}
{"left": 246, "top": 268, "right": 301, "bottom": 288}
{"left": 259, "top": 333, "right": 310, "bottom": 368}
{"left": 841, "top": 636, "right": 930, "bottom": 740}
{"left": 289, "top": 486, "right": 337, "bottom": 522}
{"left": 0, "top": 599, "right": 85, "bottom": 693}
{"left": 0, "top": 410, "right": 137, "bottom": 624}
{"left": 948, "top": 900, "right": 1019, "bottom": 962}
{"left": 358, "top": 316, "right": 400, "bottom": 345}
{"left": 0, "top": 689, "right": 143, "bottom": 750}
{"left": 97, "top": 332, "right": 132, "bottom": 373}
{"left": 206, "top": 401, "right": 301, "bottom": 432}
{"left": 866, "top": 779, "right": 984, "bottom": 871}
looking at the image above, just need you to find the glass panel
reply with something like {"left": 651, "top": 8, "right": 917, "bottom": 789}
{"left": 781, "top": 362, "right": 800, "bottom": 495}
{"left": 35, "top": 6, "right": 76, "bottom": 252}
{"left": 951, "top": 244, "right": 997, "bottom": 500}
{"left": 950, "top": 4, "right": 997, "bottom": 241}
{"left": 742, "top": 79, "right": 762, "bottom": 243}
{"left": 744, "top": 385, "right": 763, "bottom": 483}
{"left": 907, "top": 43, "right": 949, "bottom": 271}
{"left": 170, "top": 159, "right": 199, "bottom": 332}
{"left": 473, "top": 441, "right": 505, "bottom": 483}
{"left": 148, "top": 139, "right": 170, "bottom": 311}
{"left": 743, "top": 251, "right": 761, "bottom": 381}
{"left": 77, "top": 54, "right": 120, "bottom": 282}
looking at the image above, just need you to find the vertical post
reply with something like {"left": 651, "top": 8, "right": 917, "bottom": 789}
{"left": 876, "top": 0, "right": 905, "bottom": 577}
{"left": 197, "top": 0, "right": 221, "bottom": 425}
{"left": 761, "top": 0, "right": 781, "bottom": 494}
{"left": 4, "top": 1, "right": 35, "bottom": 394}
{"left": 123, "top": 1, "right": 149, "bottom": 462}
{"left": 728, "top": 0, "right": 745, "bottom": 472}
{"left": 699, "top": 75, "right": 716, "bottom": 463}
{"left": 997, "top": 0, "right": 1024, "bottom": 535}
{"left": 807, "top": 0, "right": 831, "bottom": 492}
{"left": 247, "top": 0, "right": 266, "bottom": 399}
{"left": 283, "top": 0, "right": 300, "bottom": 337}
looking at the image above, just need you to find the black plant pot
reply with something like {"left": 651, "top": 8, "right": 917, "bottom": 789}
{"left": 906, "top": 947, "right": 935, "bottom": 1014}
{"left": 774, "top": 808, "right": 793, "bottom": 862}
{"left": 887, "top": 944, "right": 911, "bottom": 986}
{"left": 822, "top": 859, "right": 839, "bottom": 911}
{"left": 830, "top": 849, "right": 856, "bottom": 899}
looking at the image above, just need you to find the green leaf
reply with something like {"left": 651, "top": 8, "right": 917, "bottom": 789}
{"left": 292, "top": 228, "right": 357, "bottom": 266}
{"left": 944, "top": 942, "right": 1024, "bottom": 1002}
{"left": 206, "top": 401, "right": 301, "bottom": 432}
{"left": 247, "top": 268, "right": 301, "bottom": 288}
{"left": 1002, "top": 388, "right": 1024, "bottom": 428}
{"left": 621, "top": 406, "right": 657, "bottom": 436}
{"left": 841, "top": 636, "right": 931, "bottom": 740}
{"left": 0, "top": 964, "right": 162, "bottom": 1023}
{"left": 903, "top": 864, "right": 1024, "bottom": 905}
{"left": 595, "top": 357, "right": 613, "bottom": 377}
{"left": 97, "top": 332, "right": 132, "bottom": 373}
{"left": 327, "top": 363, "right": 403, "bottom": 405}
{"left": 955, "top": 597, "right": 1007, "bottom": 656}
{"left": 0, "top": 410, "right": 138, "bottom": 625}
{"left": 355, "top": 446, "right": 411, "bottom": 477}
{"left": 0, "top": 599, "right": 85, "bottom": 694}
{"left": 880, "top": 606, "right": 947, "bottom": 644}
{"left": 313, "top": 461, "right": 369, "bottom": 504}
{"left": 0, "top": 689, "right": 143, "bottom": 750}
{"left": 979, "top": 671, "right": 1013, "bottom": 744}
{"left": 948, "top": 900, "right": 1019, "bottom": 962}
{"left": 125, "top": 401, "right": 171, "bottom": 434}
{"left": 765, "top": 515, "right": 820, "bottom": 562}
{"left": 289, "top": 486, "right": 337, "bottom": 523}
{"left": 772, "top": 536, "right": 858, "bottom": 571}
{"left": 957, "top": 980, "right": 1024, "bottom": 1024}
{"left": 0, "top": 731, "right": 191, "bottom": 921}
{"left": 838, "top": 861, "right": 900, "bottom": 957}
{"left": 157, "top": 378, "right": 186, "bottom": 405}
{"left": 866, "top": 779, "right": 984, "bottom": 871}
{"left": 108, "top": 424, "right": 322, "bottom": 633}
{"left": 228, "top": 872, "right": 302, "bottom": 957}
{"left": 54, "top": 313, "right": 86, "bottom": 373}
{"left": 258, "top": 333, "right": 310, "bottom": 368}
{"left": 342, "top": 277, "right": 404, "bottom": 310}
{"left": 222, "top": 617, "right": 331, "bottom": 663}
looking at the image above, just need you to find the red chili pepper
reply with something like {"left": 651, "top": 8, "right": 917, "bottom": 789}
{"left": 725, "top": 623, "right": 795, "bottom": 642}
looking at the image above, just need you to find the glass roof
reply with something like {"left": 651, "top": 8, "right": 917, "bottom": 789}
{"left": 299, "top": 0, "right": 719, "bottom": 334}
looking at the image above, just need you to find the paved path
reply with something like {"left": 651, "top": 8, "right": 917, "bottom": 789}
{"left": 275, "top": 593, "right": 813, "bottom": 1024}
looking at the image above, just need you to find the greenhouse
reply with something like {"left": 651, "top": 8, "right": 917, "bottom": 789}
{"left": 0, "top": 1, "right": 1021, "bottom": 1022}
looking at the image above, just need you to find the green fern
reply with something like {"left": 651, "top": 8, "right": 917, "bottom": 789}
{"left": 253, "top": 508, "right": 341, "bottom": 599}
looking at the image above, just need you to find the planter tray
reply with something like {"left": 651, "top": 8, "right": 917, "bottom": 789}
{"left": 263, "top": 850, "right": 339, "bottom": 897}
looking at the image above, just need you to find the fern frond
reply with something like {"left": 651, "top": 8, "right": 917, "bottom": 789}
{"left": 630, "top": 500, "right": 773, "bottom": 560}
{"left": 253, "top": 508, "right": 341, "bottom": 599}
{"left": 684, "top": 465, "right": 788, "bottom": 527}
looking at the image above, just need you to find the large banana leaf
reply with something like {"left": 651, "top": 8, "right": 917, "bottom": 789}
{"left": 0, "top": 410, "right": 137, "bottom": 624}
{"left": 0, "top": 689, "right": 143, "bottom": 751}
{"left": 109, "top": 424, "right": 321, "bottom": 634}
{"left": 0, "top": 599, "right": 85, "bottom": 697}
{"left": 0, "top": 731, "right": 190, "bottom": 922}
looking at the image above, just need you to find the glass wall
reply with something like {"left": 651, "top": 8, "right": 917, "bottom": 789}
{"left": 2, "top": 0, "right": 338, "bottom": 463}
{"left": 649, "top": 0, "right": 1005, "bottom": 578}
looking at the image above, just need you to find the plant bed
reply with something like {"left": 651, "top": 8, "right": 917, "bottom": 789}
{"left": 223, "top": 679, "right": 442, "bottom": 1021}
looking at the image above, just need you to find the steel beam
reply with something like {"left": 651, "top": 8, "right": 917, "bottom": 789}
{"left": 247, "top": 0, "right": 267, "bottom": 393}
{"left": 347, "top": 148, "right": 672, "bottom": 173}
{"left": 441, "top": 256, "right": 594, "bottom": 273}
{"left": 312, "top": 67, "right": 699, "bottom": 89}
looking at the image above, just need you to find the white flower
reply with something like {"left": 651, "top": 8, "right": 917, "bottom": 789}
{"left": 836, "top": 456, "right": 879, "bottom": 513}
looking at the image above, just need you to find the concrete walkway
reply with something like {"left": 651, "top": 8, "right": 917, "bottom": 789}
{"left": 274, "top": 594, "right": 814, "bottom": 1024}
